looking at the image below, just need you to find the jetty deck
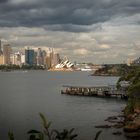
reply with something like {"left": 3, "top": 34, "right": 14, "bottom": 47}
{"left": 61, "top": 85, "right": 127, "bottom": 99}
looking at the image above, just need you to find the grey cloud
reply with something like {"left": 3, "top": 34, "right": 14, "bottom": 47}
{"left": 0, "top": 0, "right": 140, "bottom": 32}
{"left": 0, "top": 1, "right": 140, "bottom": 63}
{"left": 0, "top": 0, "right": 8, "bottom": 3}
{"left": 0, "top": 24, "right": 140, "bottom": 63}
{"left": 43, "top": 23, "right": 102, "bottom": 33}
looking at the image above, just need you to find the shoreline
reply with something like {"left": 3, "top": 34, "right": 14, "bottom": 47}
{"left": 123, "top": 106, "right": 140, "bottom": 139}
{"left": 95, "top": 106, "right": 140, "bottom": 139}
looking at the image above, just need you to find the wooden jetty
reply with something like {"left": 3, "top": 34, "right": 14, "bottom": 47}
{"left": 61, "top": 85, "right": 127, "bottom": 99}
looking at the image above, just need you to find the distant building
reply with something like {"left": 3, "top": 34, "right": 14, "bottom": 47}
{"left": 127, "top": 58, "right": 133, "bottom": 66}
{"left": 36, "top": 48, "right": 47, "bottom": 66}
{"left": 0, "top": 55, "right": 4, "bottom": 65}
{"left": 0, "top": 40, "right": 3, "bottom": 55}
{"left": 52, "top": 53, "right": 60, "bottom": 67}
{"left": 132, "top": 57, "right": 140, "bottom": 65}
{"left": 11, "top": 52, "right": 22, "bottom": 65}
{"left": 0, "top": 40, "right": 3, "bottom": 64}
{"left": 0, "top": 39, "right": 64, "bottom": 68}
{"left": 36, "top": 48, "right": 42, "bottom": 65}
{"left": 46, "top": 56, "right": 51, "bottom": 69}
{"left": 34, "top": 51, "right": 37, "bottom": 65}
{"left": 47, "top": 48, "right": 53, "bottom": 68}
{"left": 21, "top": 53, "right": 25, "bottom": 65}
{"left": 25, "top": 49, "right": 35, "bottom": 65}
{"left": 46, "top": 48, "right": 61, "bottom": 68}
{"left": 3, "top": 44, "right": 12, "bottom": 65}
{"left": 42, "top": 50, "right": 47, "bottom": 66}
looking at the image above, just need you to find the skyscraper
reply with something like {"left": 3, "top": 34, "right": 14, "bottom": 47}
{"left": 42, "top": 50, "right": 47, "bottom": 66}
{"left": 25, "top": 49, "right": 35, "bottom": 65}
{"left": 3, "top": 44, "right": 11, "bottom": 65}
{"left": 11, "top": 52, "right": 22, "bottom": 65}
{"left": 21, "top": 53, "right": 25, "bottom": 65}
{"left": 36, "top": 48, "right": 43, "bottom": 66}
{"left": 46, "top": 56, "right": 51, "bottom": 69}
{"left": 0, "top": 40, "right": 3, "bottom": 55}
{"left": 0, "top": 55, "right": 4, "bottom": 65}
{"left": 52, "top": 53, "right": 60, "bottom": 66}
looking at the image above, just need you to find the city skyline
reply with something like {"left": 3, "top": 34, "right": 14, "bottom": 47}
{"left": 0, "top": 41, "right": 62, "bottom": 68}
{"left": 0, "top": 0, "right": 140, "bottom": 64}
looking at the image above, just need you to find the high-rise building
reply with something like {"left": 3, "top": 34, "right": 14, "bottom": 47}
{"left": 42, "top": 50, "right": 47, "bottom": 66}
{"left": 52, "top": 53, "right": 60, "bottom": 67}
{"left": 25, "top": 49, "right": 35, "bottom": 65}
{"left": 36, "top": 48, "right": 43, "bottom": 66}
{"left": 0, "top": 40, "right": 4, "bottom": 65}
{"left": 21, "top": 53, "right": 25, "bottom": 65}
{"left": 46, "top": 48, "right": 60, "bottom": 68}
{"left": 0, "top": 55, "right": 4, "bottom": 65}
{"left": 11, "top": 52, "right": 22, "bottom": 65}
{"left": 0, "top": 40, "right": 3, "bottom": 55}
{"left": 46, "top": 56, "right": 51, "bottom": 69}
{"left": 47, "top": 48, "right": 53, "bottom": 68}
{"left": 3, "top": 44, "right": 12, "bottom": 65}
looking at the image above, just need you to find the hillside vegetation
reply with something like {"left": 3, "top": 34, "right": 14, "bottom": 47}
{"left": 117, "top": 65, "right": 140, "bottom": 138}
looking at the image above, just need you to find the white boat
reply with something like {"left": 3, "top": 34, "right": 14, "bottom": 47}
{"left": 81, "top": 68, "right": 93, "bottom": 71}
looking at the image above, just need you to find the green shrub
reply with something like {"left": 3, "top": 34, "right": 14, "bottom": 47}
{"left": 8, "top": 114, "right": 102, "bottom": 140}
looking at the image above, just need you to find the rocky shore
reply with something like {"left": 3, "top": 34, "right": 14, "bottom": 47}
{"left": 95, "top": 108, "right": 140, "bottom": 139}
{"left": 95, "top": 114, "right": 125, "bottom": 136}
{"left": 124, "top": 108, "right": 140, "bottom": 139}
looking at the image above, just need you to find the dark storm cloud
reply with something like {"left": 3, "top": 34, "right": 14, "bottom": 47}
{"left": 0, "top": 0, "right": 8, "bottom": 3}
{"left": 0, "top": 0, "right": 140, "bottom": 32}
{"left": 43, "top": 24, "right": 102, "bottom": 32}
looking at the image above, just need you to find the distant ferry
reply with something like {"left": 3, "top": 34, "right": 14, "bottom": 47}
{"left": 80, "top": 68, "right": 93, "bottom": 71}
{"left": 80, "top": 66, "right": 97, "bottom": 72}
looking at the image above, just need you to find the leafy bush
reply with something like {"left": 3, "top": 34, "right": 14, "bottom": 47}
{"left": 128, "top": 82, "right": 140, "bottom": 98}
{"left": 117, "top": 66, "right": 140, "bottom": 115}
{"left": 8, "top": 113, "right": 102, "bottom": 140}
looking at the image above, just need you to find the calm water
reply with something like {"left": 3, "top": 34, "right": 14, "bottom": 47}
{"left": 0, "top": 71, "right": 127, "bottom": 140}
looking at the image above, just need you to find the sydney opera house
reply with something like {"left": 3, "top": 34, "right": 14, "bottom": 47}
{"left": 49, "top": 57, "right": 75, "bottom": 71}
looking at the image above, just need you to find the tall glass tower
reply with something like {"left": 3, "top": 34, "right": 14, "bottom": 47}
{"left": 25, "top": 49, "right": 35, "bottom": 65}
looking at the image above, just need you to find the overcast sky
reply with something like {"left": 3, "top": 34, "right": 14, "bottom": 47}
{"left": 0, "top": 0, "right": 140, "bottom": 64}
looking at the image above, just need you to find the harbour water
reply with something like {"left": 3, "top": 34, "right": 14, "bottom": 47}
{"left": 0, "top": 71, "right": 127, "bottom": 140}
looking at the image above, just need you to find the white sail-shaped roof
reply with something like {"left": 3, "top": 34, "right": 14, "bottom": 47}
{"left": 54, "top": 57, "right": 74, "bottom": 69}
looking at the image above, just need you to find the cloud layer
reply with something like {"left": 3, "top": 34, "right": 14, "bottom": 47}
{"left": 0, "top": 0, "right": 140, "bottom": 63}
